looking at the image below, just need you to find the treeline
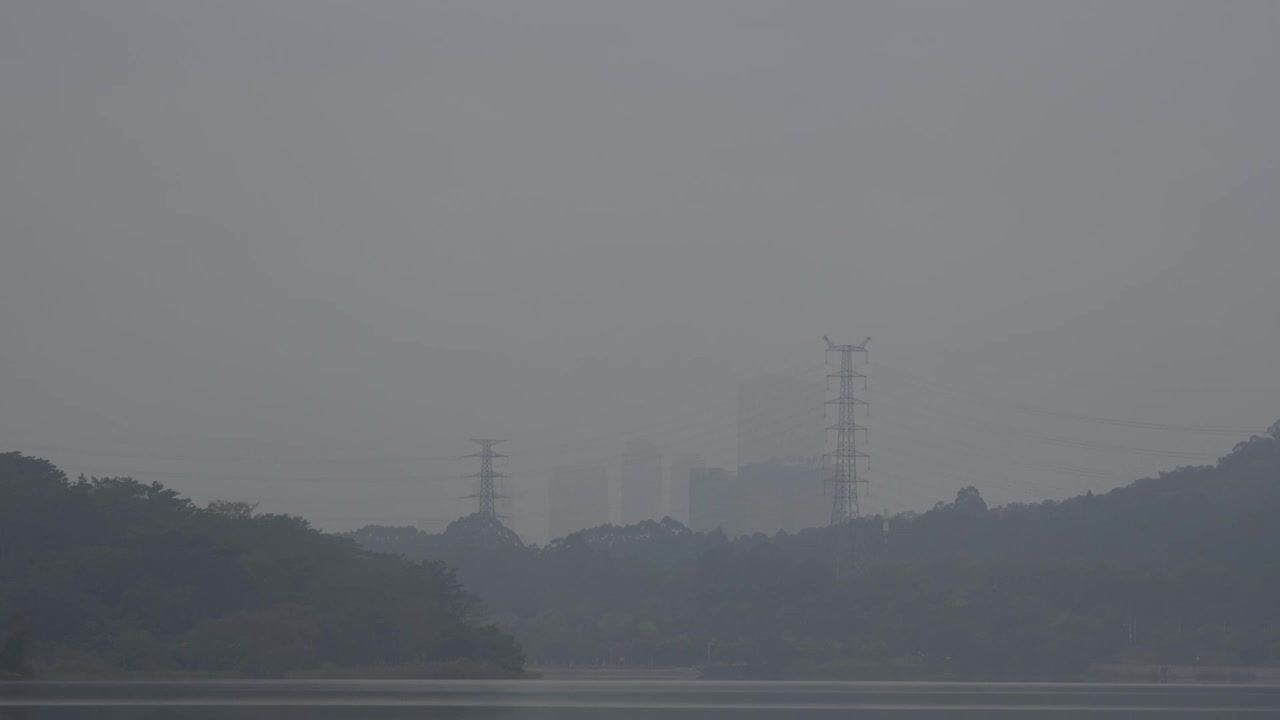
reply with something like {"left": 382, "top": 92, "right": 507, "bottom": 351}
{"left": 349, "top": 421, "right": 1280, "bottom": 679}
{"left": 0, "top": 453, "right": 524, "bottom": 678}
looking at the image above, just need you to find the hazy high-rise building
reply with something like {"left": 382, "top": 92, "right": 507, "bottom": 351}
{"left": 620, "top": 439, "right": 663, "bottom": 526}
{"left": 726, "top": 375, "right": 830, "bottom": 536}
{"left": 688, "top": 466, "right": 738, "bottom": 535}
{"left": 548, "top": 465, "right": 609, "bottom": 541}
{"left": 666, "top": 454, "right": 702, "bottom": 525}
{"left": 736, "top": 460, "right": 828, "bottom": 534}
{"left": 737, "top": 376, "right": 826, "bottom": 469}
{"left": 688, "top": 463, "right": 826, "bottom": 538}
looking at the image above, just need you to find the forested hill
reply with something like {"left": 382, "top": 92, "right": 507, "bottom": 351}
{"left": 350, "top": 421, "right": 1280, "bottom": 679}
{"left": 877, "top": 420, "right": 1280, "bottom": 570}
{"left": 0, "top": 453, "right": 524, "bottom": 678}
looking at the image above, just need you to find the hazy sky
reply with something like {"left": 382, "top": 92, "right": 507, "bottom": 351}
{"left": 3, "top": 1, "right": 1278, "bottom": 542}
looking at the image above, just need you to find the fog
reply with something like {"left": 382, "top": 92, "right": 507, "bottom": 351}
{"left": 2, "top": 1, "right": 1277, "bottom": 543}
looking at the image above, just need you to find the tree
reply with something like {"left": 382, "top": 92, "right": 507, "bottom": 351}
{"left": 0, "top": 453, "right": 526, "bottom": 678}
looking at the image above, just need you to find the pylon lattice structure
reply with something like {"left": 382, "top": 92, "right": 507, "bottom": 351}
{"left": 823, "top": 336, "right": 870, "bottom": 525}
{"left": 466, "top": 439, "right": 507, "bottom": 519}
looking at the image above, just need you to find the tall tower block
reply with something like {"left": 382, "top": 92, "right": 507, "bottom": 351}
{"left": 549, "top": 465, "right": 609, "bottom": 541}
{"left": 620, "top": 439, "right": 662, "bottom": 526}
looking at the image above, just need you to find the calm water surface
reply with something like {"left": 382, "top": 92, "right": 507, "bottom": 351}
{"left": 3, "top": 680, "right": 1280, "bottom": 718}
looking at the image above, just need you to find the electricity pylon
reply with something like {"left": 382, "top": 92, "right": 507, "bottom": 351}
{"left": 823, "top": 336, "right": 869, "bottom": 525}
{"left": 466, "top": 439, "right": 507, "bottom": 519}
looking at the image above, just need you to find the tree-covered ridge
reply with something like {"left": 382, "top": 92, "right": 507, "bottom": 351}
{"left": 350, "top": 421, "right": 1280, "bottom": 678}
{"left": 0, "top": 452, "right": 524, "bottom": 678}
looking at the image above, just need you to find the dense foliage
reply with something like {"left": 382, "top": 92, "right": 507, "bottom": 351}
{"left": 351, "top": 421, "right": 1280, "bottom": 679}
{"left": 0, "top": 453, "right": 523, "bottom": 678}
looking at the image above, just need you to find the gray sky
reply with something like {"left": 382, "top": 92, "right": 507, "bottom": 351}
{"left": 3, "top": 1, "right": 1278, "bottom": 542}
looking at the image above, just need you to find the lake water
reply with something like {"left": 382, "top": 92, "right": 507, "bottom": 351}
{"left": 3, "top": 680, "right": 1280, "bottom": 718}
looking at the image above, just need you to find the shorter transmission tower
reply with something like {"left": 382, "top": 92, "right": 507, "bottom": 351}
{"left": 823, "top": 336, "right": 870, "bottom": 525}
{"left": 466, "top": 439, "right": 507, "bottom": 519}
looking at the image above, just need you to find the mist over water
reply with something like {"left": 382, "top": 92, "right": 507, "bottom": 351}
{"left": 5, "top": 681, "right": 1280, "bottom": 718}
{"left": 2, "top": 1, "right": 1279, "bottom": 712}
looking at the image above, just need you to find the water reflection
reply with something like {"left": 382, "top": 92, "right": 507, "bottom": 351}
{"left": 4, "top": 680, "right": 1280, "bottom": 718}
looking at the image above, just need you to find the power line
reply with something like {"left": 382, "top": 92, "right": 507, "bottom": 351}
{"left": 102, "top": 468, "right": 468, "bottom": 484}
{"left": 503, "top": 360, "right": 830, "bottom": 462}
{"left": 863, "top": 383, "right": 1218, "bottom": 462}
{"left": 865, "top": 361, "right": 1263, "bottom": 435}
{"left": 4, "top": 443, "right": 465, "bottom": 465}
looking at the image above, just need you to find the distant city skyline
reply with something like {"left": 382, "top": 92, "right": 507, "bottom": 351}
{"left": 3, "top": 2, "right": 1277, "bottom": 545}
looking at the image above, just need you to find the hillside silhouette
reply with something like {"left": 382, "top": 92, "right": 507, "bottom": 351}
{"left": 350, "top": 421, "right": 1280, "bottom": 678}
{"left": 4, "top": 421, "right": 1275, "bottom": 680}
{"left": 0, "top": 453, "right": 523, "bottom": 678}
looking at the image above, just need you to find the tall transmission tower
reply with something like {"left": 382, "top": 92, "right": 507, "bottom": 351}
{"left": 823, "top": 336, "right": 870, "bottom": 525}
{"left": 466, "top": 439, "right": 507, "bottom": 519}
